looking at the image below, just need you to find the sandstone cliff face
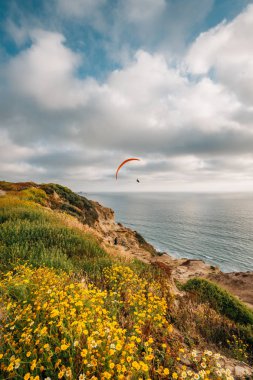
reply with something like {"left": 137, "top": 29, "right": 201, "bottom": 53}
{"left": 90, "top": 199, "right": 157, "bottom": 259}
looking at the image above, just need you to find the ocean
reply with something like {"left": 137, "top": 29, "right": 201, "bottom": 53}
{"left": 87, "top": 192, "right": 253, "bottom": 273}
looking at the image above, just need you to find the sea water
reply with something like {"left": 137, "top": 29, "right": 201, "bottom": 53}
{"left": 87, "top": 192, "right": 253, "bottom": 273}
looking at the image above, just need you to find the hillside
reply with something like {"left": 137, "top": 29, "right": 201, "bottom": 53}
{"left": 0, "top": 181, "right": 253, "bottom": 379}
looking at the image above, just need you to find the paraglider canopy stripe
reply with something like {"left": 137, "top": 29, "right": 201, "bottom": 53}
{"left": 115, "top": 158, "right": 140, "bottom": 179}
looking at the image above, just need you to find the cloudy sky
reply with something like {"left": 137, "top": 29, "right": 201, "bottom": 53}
{"left": 1, "top": 0, "right": 253, "bottom": 192}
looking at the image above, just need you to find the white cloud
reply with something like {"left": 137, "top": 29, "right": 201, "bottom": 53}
{"left": 186, "top": 4, "right": 253, "bottom": 104}
{"left": 7, "top": 30, "right": 103, "bottom": 109}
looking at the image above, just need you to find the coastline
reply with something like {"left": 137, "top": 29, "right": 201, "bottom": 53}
{"left": 89, "top": 198, "right": 253, "bottom": 309}
{"left": 1, "top": 184, "right": 252, "bottom": 308}
{"left": 86, "top": 191, "right": 253, "bottom": 274}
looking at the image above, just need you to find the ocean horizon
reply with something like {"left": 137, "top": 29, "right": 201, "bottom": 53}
{"left": 86, "top": 192, "right": 253, "bottom": 273}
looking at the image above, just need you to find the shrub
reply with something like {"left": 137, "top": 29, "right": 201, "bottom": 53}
{"left": 20, "top": 187, "right": 48, "bottom": 205}
{"left": 182, "top": 278, "right": 253, "bottom": 325}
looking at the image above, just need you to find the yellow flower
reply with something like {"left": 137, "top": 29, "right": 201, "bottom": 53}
{"left": 140, "top": 362, "right": 149, "bottom": 372}
{"left": 15, "top": 358, "right": 21, "bottom": 369}
{"left": 51, "top": 309, "right": 59, "bottom": 318}
{"left": 103, "top": 372, "right": 111, "bottom": 379}
{"left": 24, "top": 374, "right": 30, "bottom": 380}
{"left": 115, "top": 343, "right": 122, "bottom": 351}
{"left": 30, "top": 359, "right": 37, "bottom": 371}
{"left": 7, "top": 363, "right": 14, "bottom": 372}
{"left": 40, "top": 326, "right": 47, "bottom": 335}
{"left": 26, "top": 351, "right": 31, "bottom": 357}
{"left": 0, "top": 354, "right": 3, "bottom": 359}
{"left": 109, "top": 363, "right": 115, "bottom": 369}
{"left": 81, "top": 349, "right": 88, "bottom": 357}
{"left": 60, "top": 343, "right": 70, "bottom": 351}
{"left": 132, "top": 361, "right": 141, "bottom": 371}
{"left": 163, "top": 368, "right": 170, "bottom": 375}
{"left": 145, "top": 354, "right": 154, "bottom": 361}
{"left": 172, "top": 373, "right": 178, "bottom": 379}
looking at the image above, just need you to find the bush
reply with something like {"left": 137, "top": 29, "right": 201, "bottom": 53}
{"left": 41, "top": 183, "right": 91, "bottom": 209}
{"left": 20, "top": 187, "right": 47, "bottom": 205}
{"left": 182, "top": 278, "right": 253, "bottom": 325}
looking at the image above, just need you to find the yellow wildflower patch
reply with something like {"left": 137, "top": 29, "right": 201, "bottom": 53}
{"left": 0, "top": 265, "right": 233, "bottom": 379}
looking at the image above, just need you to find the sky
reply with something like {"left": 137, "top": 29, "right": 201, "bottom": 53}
{"left": 1, "top": 0, "right": 253, "bottom": 192}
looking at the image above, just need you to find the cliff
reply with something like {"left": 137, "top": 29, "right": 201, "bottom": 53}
{"left": 0, "top": 181, "right": 253, "bottom": 378}
{"left": 1, "top": 180, "right": 252, "bottom": 309}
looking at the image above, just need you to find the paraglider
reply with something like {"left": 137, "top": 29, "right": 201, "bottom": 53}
{"left": 115, "top": 158, "right": 140, "bottom": 180}
{"left": 136, "top": 179, "right": 140, "bottom": 183}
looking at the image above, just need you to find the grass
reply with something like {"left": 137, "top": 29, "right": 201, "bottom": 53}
{"left": 182, "top": 277, "right": 253, "bottom": 326}
{"left": 20, "top": 187, "right": 48, "bottom": 205}
{"left": 0, "top": 196, "right": 107, "bottom": 273}
{"left": 0, "top": 181, "right": 99, "bottom": 226}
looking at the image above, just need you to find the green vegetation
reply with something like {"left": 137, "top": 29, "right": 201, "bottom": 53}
{"left": 40, "top": 183, "right": 98, "bottom": 225}
{"left": 20, "top": 187, "right": 48, "bottom": 205}
{"left": 0, "top": 180, "right": 99, "bottom": 226}
{"left": 0, "top": 180, "right": 36, "bottom": 191}
{"left": 182, "top": 277, "right": 253, "bottom": 325}
{"left": 0, "top": 182, "right": 253, "bottom": 378}
{"left": 0, "top": 197, "right": 107, "bottom": 273}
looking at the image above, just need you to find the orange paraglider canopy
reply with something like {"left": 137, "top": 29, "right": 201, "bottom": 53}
{"left": 115, "top": 158, "right": 140, "bottom": 179}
